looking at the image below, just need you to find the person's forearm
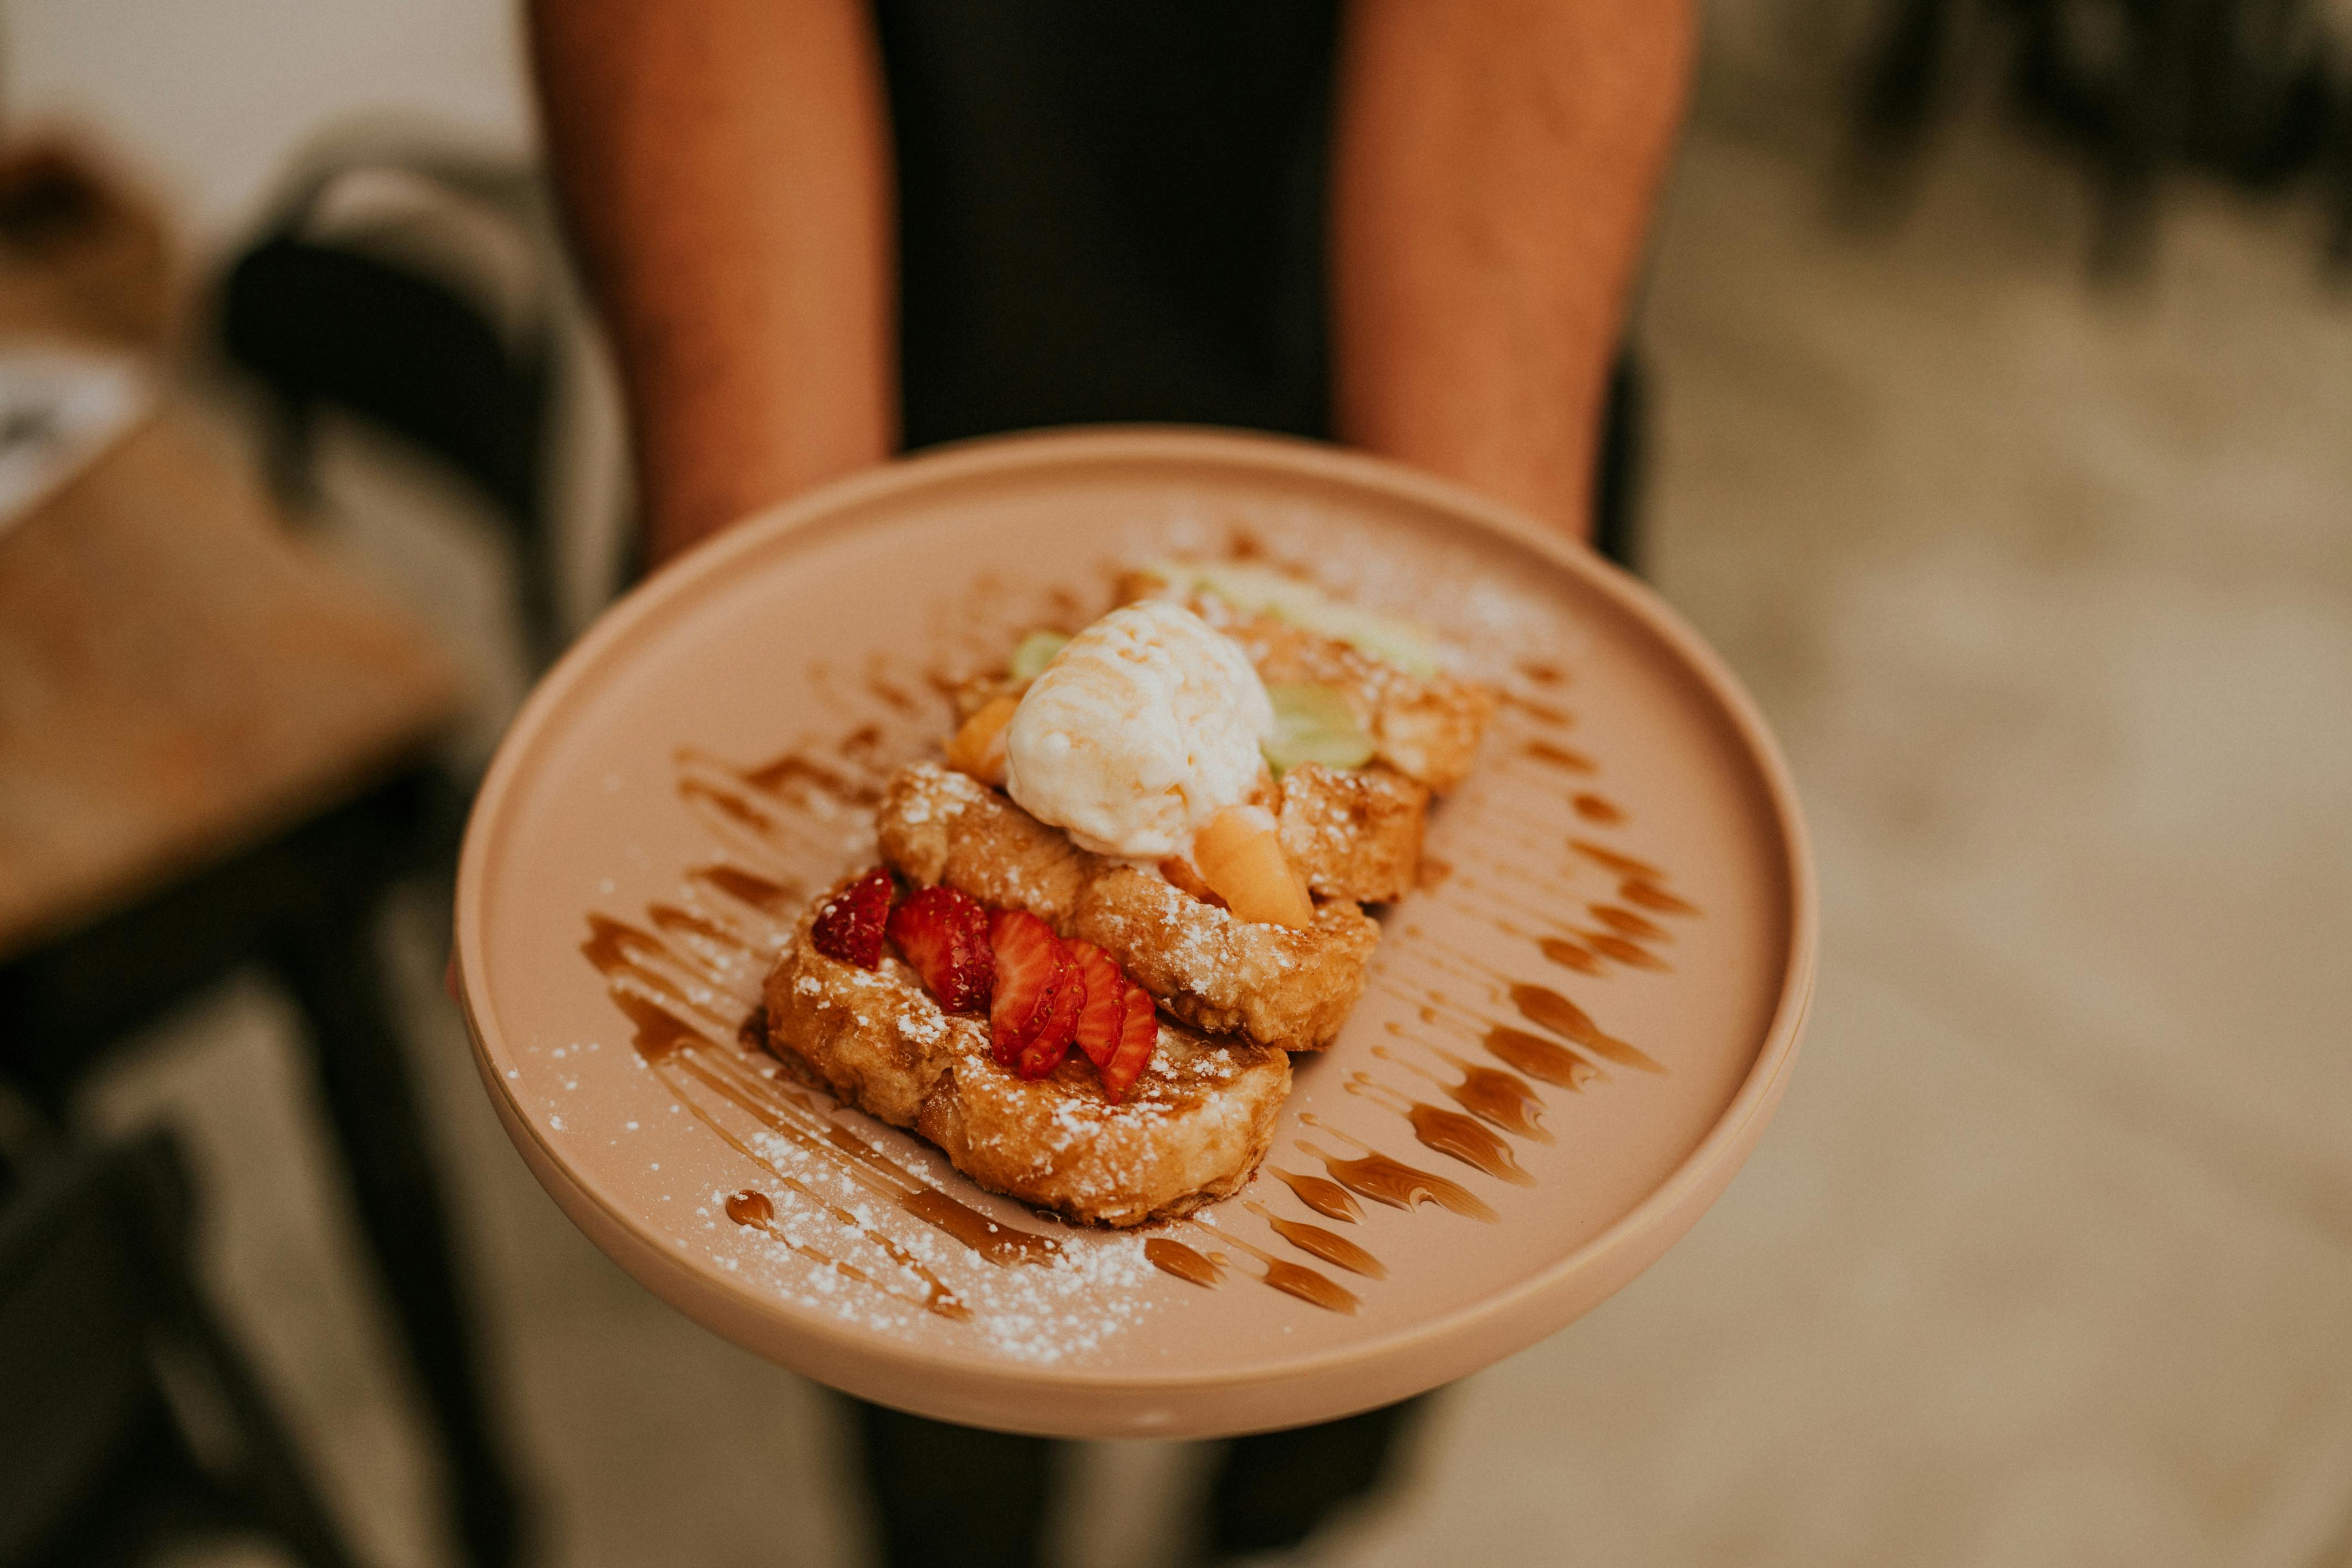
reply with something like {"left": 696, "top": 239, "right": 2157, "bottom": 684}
{"left": 1331, "top": 0, "right": 1695, "bottom": 541}
{"left": 530, "top": 0, "right": 896, "bottom": 566}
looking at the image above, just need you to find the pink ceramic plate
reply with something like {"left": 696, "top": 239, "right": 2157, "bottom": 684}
{"left": 455, "top": 427, "right": 1814, "bottom": 1438}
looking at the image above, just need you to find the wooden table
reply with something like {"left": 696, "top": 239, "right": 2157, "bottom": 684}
{"left": 0, "top": 411, "right": 464, "bottom": 954}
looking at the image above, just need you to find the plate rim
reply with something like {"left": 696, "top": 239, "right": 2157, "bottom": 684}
{"left": 455, "top": 423, "right": 1818, "bottom": 1400}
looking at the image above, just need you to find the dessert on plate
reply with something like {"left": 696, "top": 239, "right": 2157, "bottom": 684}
{"left": 761, "top": 561, "right": 1495, "bottom": 1225}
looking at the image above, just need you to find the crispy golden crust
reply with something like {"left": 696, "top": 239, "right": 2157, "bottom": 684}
{"left": 876, "top": 763, "right": 1378, "bottom": 1051}
{"left": 874, "top": 761, "right": 1090, "bottom": 920}
{"left": 1276, "top": 762, "right": 1427, "bottom": 904}
{"left": 1075, "top": 868, "right": 1378, "bottom": 1052}
{"left": 1116, "top": 573, "right": 1497, "bottom": 793}
{"left": 764, "top": 881, "right": 1289, "bottom": 1226}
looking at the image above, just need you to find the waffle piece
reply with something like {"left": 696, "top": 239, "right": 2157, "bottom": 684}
{"left": 1117, "top": 571, "right": 1497, "bottom": 793}
{"left": 1276, "top": 762, "right": 1428, "bottom": 904}
{"left": 877, "top": 762, "right": 1379, "bottom": 1052}
{"left": 765, "top": 880, "right": 1290, "bottom": 1226}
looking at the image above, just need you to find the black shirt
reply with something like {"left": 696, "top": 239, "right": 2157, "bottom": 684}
{"left": 875, "top": 1, "right": 1341, "bottom": 446}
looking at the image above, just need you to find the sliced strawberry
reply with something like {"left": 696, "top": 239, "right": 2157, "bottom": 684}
{"left": 809, "top": 866, "right": 894, "bottom": 968}
{"left": 1096, "top": 981, "right": 1160, "bottom": 1103}
{"left": 987, "top": 909, "right": 1070, "bottom": 1071}
{"left": 887, "top": 885, "right": 994, "bottom": 1012}
{"left": 1016, "top": 958, "right": 1083, "bottom": 1079}
{"left": 1065, "top": 939, "right": 1127, "bottom": 1070}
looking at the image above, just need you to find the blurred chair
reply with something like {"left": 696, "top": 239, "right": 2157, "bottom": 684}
{"left": 0, "top": 141, "right": 524, "bottom": 1568}
{"left": 0, "top": 1120, "right": 360, "bottom": 1568}
{"left": 218, "top": 130, "right": 627, "bottom": 674}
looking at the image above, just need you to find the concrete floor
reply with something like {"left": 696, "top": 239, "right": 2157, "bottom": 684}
{"left": 32, "top": 19, "right": 2352, "bottom": 1568}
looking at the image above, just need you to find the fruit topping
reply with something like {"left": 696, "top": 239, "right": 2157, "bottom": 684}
{"left": 887, "top": 885, "right": 994, "bottom": 1013}
{"left": 1262, "top": 681, "right": 1375, "bottom": 775}
{"left": 1067, "top": 939, "right": 1160, "bottom": 1101}
{"left": 1141, "top": 559, "right": 1443, "bottom": 676}
{"left": 809, "top": 866, "right": 895, "bottom": 968}
{"left": 945, "top": 694, "right": 1021, "bottom": 787}
{"left": 1018, "top": 958, "right": 1085, "bottom": 1079}
{"left": 1192, "top": 805, "right": 1314, "bottom": 928}
{"left": 1157, "top": 856, "right": 1229, "bottom": 909}
{"left": 1007, "top": 629, "right": 1071, "bottom": 684}
{"left": 987, "top": 909, "right": 1078, "bottom": 1075}
{"left": 1066, "top": 940, "right": 1127, "bottom": 1066}
{"left": 1096, "top": 980, "right": 1159, "bottom": 1103}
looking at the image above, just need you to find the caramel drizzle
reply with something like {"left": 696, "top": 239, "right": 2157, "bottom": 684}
{"left": 1374, "top": 940, "right": 1665, "bottom": 1077}
{"left": 724, "top": 1188, "right": 969, "bottom": 1321}
{"left": 1373, "top": 1041, "right": 1551, "bottom": 1142}
{"left": 1508, "top": 985, "right": 1666, "bottom": 1075}
{"left": 1400, "top": 927, "right": 1535, "bottom": 990}
{"left": 1536, "top": 934, "right": 1608, "bottom": 976}
{"left": 1589, "top": 903, "right": 1670, "bottom": 943}
{"left": 1366, "top": 984, "right": 1605, "bottom": 1097}
{"left": 1296, "top": 1116, "right": 1498, "bottom": 1223}
{"left": 1619, "top": 878, "right": 1701, "bottom": 917}
{"left": 1144, "top": 1236, "right": 1224, "bottom": 1289}
{"left": 1268, "top": 1165, "right": 1362, "bottom": 1223}
{"left": 1435, "top": 860, "right": 1587, "bottom": 921}
{"left": 1144, "top": 1221, "right": 1366, "bottom": 1315}
{"left": 1464, "top": 819, "right": 1589, "bottom": 874}
{"left": 1419, "top": 712, "right": 1704, "bottom": 997}
{"left": 1581, "top": 930, "right": 1671, "bottom": 971}
{"left": 1422, "top": 898, "right": 1667, "bottom": 983}
{"left": 1180, "top": 1219, "right": 1361, "bottom": 1315}
{"left": 1343, "top": 1075, "right": 1536, "bottom": 1187}
{"left": 1568, "top": 838, "right": 1683, "bottom": 889}
{"left": 1503, "top": 693, "right": 1575, "bottom": 728}
{"left": 1382, "top": 1015, "right": 1588, "bottom": 1097}
{"left": 694, "top": 864, "right": 800, "bottom": 919}
{"left": 1482, "top": 1026, "right": 1600, "bottom": 1091}
{"left": 1521, "top": 737, "right": 1597, "bottom": 775}
{"left": 1570, "top": 792, "right": 1625, "bottom": 826}
{"left": 674, "top": 746, "right": 882, "bottom": 880}
{"left": 1365, "top": 978, "right": 1618, "bottom": 1084}
{"left": 1243, "top": 1200, "right": 1387, "bottom": 1279}
{"left": 1438, "top": 922, "right": 1667, "bottom": 995}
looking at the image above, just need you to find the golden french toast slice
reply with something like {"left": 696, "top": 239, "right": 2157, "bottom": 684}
{"left": 1275, "top": 762, "right": 1428, "bottom": 904}
{"left": 877, "top": 763, "right": 1378, "bottom": 1052}
{"left": 1116, "top": 570, "right": 1496, "bottom": 794}
{"left": 764, "top": 882, "right": 1289, "bottom": 1226}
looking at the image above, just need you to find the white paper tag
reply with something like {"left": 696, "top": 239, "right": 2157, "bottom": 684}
{"left": 0, "top": 341, "right": 156, "bottom": 543}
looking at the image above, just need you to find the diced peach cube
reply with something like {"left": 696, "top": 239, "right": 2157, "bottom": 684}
{"left": 1192, "top": 805, "right": 1314, "bottom": 928}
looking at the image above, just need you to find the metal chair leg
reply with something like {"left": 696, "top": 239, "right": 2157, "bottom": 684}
{"left": 129, "top": 1134, "right": 365, "bottom": 1568}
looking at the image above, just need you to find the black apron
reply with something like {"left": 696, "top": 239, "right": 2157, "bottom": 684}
{"left": 876, "top": 1, "right": 1342, "bottom": 446}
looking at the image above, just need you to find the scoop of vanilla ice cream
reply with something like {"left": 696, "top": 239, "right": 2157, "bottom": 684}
{"left": 1004, "top": 600, "right": 1275, "bottom": 859}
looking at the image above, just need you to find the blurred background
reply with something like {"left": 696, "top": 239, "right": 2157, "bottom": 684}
{"left": 1, "top": 1, "right": 2348, "bottom": 1565}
